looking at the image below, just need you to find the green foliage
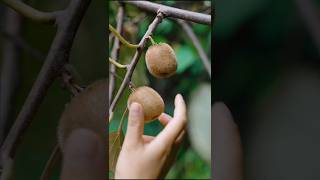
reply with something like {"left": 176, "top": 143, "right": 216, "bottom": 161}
{"left": 176, "top": 45, "right": 197, "bottom": 74}
{"left": 166, "top": 148, "right": 211, "bottom": 179}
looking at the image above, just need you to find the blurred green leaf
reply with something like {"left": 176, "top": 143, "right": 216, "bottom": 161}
{"left": 154, "top": 19, "right": 173, "bottom": 35}
{"left": 176, "top": 45, "right": 197, "bottom": 74}
{"left": 166, "top": 148, "right": 211, "bottom": 179}
{"left": 215, "top": 0, "right": 270, "bottom": 39}
{"left": 138, "top": 19, "right": 149, "bottom": 39}
{"left": 153, "top": 35, "right": 167, "bottom": 44}
{"left": 193, "top": 24, "right": 210, "bottom": 34}
{"left": 190, "top": 59, "right": 205, "bottom": 76}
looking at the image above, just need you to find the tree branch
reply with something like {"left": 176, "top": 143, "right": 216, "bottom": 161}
{"left": 0, "top": 0, "right": 60, "bottom": 24}
{"left": 109, "top": 12, "right": 165, "bottom": 119}
{"left": 0, "top": 3, "right": 22, "bottom": 146}
{"left": 109, "top": 4, "right": 124, "bottom": 105}
{"left": 0, "top": 0, "right": 91, "bottom": 172}
{"left": 0, "top": 30, "right": 82, "bottom": 94}
{"left": 177, "top": 19, "right": 211, "bottom": 78}
{"left": 121, "top": 1, "right": 211, "bottom": 25}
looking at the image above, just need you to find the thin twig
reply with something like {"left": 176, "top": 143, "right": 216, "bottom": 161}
{"left": 109, "top": 5, "right": 124, "bottom": 105}
{"left": 295, "top": 0, "right": 320, "bottom": 55}
{"left": 0, "top": 0, "right": 91, "bottom": 173}
{"left": 109, "top": 58, "right": 128, "bottom": 69}
{"left": 0, "top": 5, "right": 22, "bottom": 145}
{"left": 109, "top": 11, "right": 165, "bottom": 120}
{"left": 40, "top": 145, "right": 61, "bottom": 180}
{"left": 121, "top": 1, "right": 211, "bottom": 25}
{"left": 177, "top": 19, "right": 211, "bottom": 78}
{"left": 0, "top": 0, "right": 60, "bottom": 24}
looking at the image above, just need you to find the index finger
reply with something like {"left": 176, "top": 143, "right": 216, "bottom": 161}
{"left": 153, "top": 94, "right": 187, "bottom": 147}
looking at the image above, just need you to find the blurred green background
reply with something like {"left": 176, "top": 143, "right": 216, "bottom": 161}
{"left": 214, "top": 0, "right": 320, "bottom": 179}
{"left": 109, "top": 1, "right": 211, "bottom": 179}
{"left": 0, "top": 0, "right": 106, "bottom": 179}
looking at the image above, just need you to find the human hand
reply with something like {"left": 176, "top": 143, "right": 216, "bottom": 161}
{"left": 115, "top": 94, "right": 187, "bottom": 179}
{"left": 213, "top": 102, "right": 243, "bottom": 180}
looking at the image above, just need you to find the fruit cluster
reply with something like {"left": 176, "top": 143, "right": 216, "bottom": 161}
{"left": 58, "top": 37, "right": 178, "bottom": 149}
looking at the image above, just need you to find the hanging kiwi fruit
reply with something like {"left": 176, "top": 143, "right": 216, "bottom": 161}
{"left": 145, "top": 36, "right": 177, "bottom": 78}
{"left": 127, "top": 86, "right": 165, "bottom": 123}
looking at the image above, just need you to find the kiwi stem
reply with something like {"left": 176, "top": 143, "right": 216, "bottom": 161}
{"left": 148, "top": 35, "right": 157, "bottom": 45}
{"left": 117, "top": 107, "right": 128, "bottom": 134}
{"left": 108, "top": 57, "right": 128, "bottom": 69}
{"left": 109, "top": 24, "right": 140, "bottom": 49}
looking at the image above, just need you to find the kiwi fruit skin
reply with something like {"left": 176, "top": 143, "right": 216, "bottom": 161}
{"left": 127, "top": 86, "right": 165, "bottom": 123}
{"left": 145, "top": 43, "right": 177, "bottom": 78}
{"left": 57, "top": 79, "right": 107, "bottom": 151}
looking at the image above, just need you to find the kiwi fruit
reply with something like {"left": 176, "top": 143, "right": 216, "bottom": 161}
{"left": 57, "top": 79, "right": 107, "bottom": 151}
{"left": 127, "top": 86, "right": 165, "bottom": 123}
{"left": 145, "top": 43, "right": 177, "bottom": 78}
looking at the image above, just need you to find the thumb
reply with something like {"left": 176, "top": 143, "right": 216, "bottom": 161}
{"left": 123, "top": 102, "right": 144, "bottom": 147}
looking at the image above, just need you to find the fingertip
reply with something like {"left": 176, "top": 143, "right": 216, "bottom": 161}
{"left": 158, "top": 113, "right": 172, "bottom": 126}
{"left": 130, "top": 102, "right": 142, "bottom": 113}
{"left": 125, "top": 102, "right": 144, "bottom": 146}
{"left": 175, "top": 93, "right": 183, "bottom": 102}
{"left": 129, "top": 102, "right": 144, "bottom": 123}
{"left": 174, "top": 94, "right": 187, "bottom": 119}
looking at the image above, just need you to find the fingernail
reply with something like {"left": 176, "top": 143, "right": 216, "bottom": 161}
{"left": 130, "top": 102, "right": 141, "bottom": 113}
{"left": 176, "top": 93, "right": 183, "bottom": 100}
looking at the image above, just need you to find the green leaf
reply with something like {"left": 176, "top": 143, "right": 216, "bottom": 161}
{"left": 154, "top": 19, "right": 173, "bottom": 35}
{"left": 108, "top": 131, "right": 124, "bottom": 177}
{"left": 176, "top": 45, "right": 197, "bottom": 74}
{"left": 193, "top": 24, "right": 210, "bottom": 34}
{"left": 138, "top": 19, "right": 149, "bottom": 39}
{"left": 132, "top": 53, "right": 149, "bottom": 86}
{"left": 153, "top": 35, "right": 167, "bottom": 44}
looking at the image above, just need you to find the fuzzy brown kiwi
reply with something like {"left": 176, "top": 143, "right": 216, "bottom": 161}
{"left": 127, "top": 86, "right": 165, "bottom": 123}
{"left": 145, "top": 43, "right": 177, "bottom": 78}
{"left": 57, "top": 79, "right": 107, "bottom": 151}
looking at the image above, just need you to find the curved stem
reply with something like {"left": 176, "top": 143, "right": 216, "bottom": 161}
{"left": 108, "top": 57, "right": 128, "bottom": 69}
{"left": 148, "top": 36, "right": 157, "bottom": 45}
{"left": 1, "top": 0, "right": 59, "bottom": 24}
{"left": 109, "top": 24, "right": 139, "bottom": 48}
